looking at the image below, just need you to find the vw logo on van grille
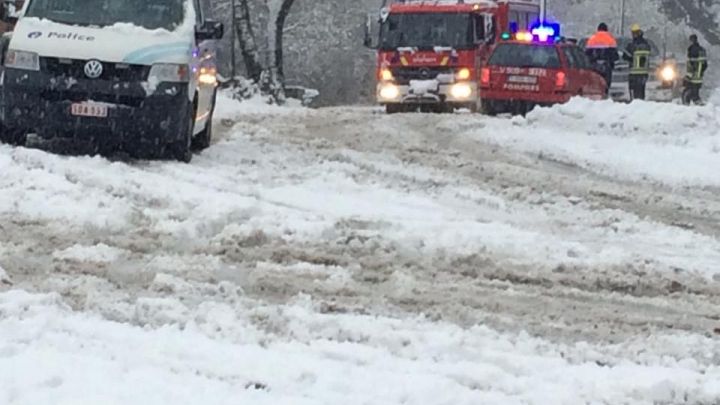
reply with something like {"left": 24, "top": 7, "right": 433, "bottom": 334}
{"left": 84, "top": 60, "right": 103, "bottom": 79}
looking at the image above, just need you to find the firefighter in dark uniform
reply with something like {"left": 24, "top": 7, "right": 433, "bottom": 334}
{"left": 684, "top": 34, "right": 708, "bottom": 105}
{"left": 623, "top": 24, "right": 652, "bottom": 100}
{"left": 585, "top": 23, "right": 618, "bottom": 93}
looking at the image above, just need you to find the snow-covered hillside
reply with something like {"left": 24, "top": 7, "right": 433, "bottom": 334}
{"left": 2, "top": 94, "right": 720, "bottom": 403}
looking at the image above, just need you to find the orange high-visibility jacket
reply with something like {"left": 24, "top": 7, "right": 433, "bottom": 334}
{"left": 586, "top": 31, "right": 618, "bottom": 48}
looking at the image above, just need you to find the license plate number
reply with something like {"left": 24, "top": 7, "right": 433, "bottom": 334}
{"left": 71, "top": 103, "right": 108, "bottom": 118}
{"left": 508, "top": 75, "right": 538, "bottom": 84}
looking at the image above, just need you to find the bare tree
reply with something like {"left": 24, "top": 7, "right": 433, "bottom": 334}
{"left": 232, "top": 0, "right": 296, "bottom": 101}
{"left": 236, "top": 0, "right": 263, "bottom": 82}
{"left": 661, "top": 0, "right": 720, "bottom": 45}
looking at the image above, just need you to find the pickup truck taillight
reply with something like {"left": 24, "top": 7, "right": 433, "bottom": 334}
{"left": 555, "top": 71, "right": 567, "bottom": 90}
{"left": 480, "top": 68, "right": 491, "bottom": 87}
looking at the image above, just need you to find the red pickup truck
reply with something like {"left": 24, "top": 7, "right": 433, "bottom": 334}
{"left": 480, "top": 35, "right": 607, "bottom": 115}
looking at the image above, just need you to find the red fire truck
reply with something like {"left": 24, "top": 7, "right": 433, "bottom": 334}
{"left": 364, "top": 0, "right": 542, "bottom": 113}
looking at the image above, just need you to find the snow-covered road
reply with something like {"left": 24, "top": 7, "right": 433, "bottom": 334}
{"left": 1, "top": 95, "right": 720, "bottom": 404}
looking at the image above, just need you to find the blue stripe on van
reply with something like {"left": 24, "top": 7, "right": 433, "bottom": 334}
{"left": 123, "top": 42, "right": 192, "bottom": 64}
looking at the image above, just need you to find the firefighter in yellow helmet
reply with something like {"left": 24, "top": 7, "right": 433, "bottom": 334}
{"left": 622, "top": 24, "right": 652, "bottom": 100}
{"left": 683, "top": 34, "right": 708, "bottom": 105}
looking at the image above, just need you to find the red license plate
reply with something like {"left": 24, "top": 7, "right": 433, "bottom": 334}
{"left": 71, "top": 103, "right": 108, "bottom": 118}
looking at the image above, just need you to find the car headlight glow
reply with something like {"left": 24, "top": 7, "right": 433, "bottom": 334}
{"left": 456, "top": 68, "right": 471, "bottom": 80}
{"left": 149, "top": 63, "right": 190, "bottom": 83}
{"left": 379, "top": 84, "right": 400, "bottom": 100}
{"left": 660, "top": 65, "right": 676, "bottom": 82}
{"left": 5, "top": 50, "right": 40, "bottom": 71}
{"left": 450, "top": 83, "right": 472, "bottom": 99}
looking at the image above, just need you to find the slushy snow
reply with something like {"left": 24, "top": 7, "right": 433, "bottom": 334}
{"left": 1, "top": 290, "right": 719, "bottom": 405}
{"left": 1, "top": 94, "right": 720, "bottom": 404}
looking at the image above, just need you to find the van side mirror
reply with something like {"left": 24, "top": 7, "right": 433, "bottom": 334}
{"left": 196, "top": 20, "right": 224, "bottom": 41}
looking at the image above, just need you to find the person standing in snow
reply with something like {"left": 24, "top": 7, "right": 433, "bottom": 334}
{"left": 623, "top": 24, "right": 652, "bottom": 100}
{"left": 585, "top": 23, "right": 618, "bottom": 94}
{"left": 683, "top": 34, "right": 708, "bottom": 105}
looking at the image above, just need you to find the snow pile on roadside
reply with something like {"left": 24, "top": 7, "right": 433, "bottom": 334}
{"left": 475, "top": 98, "right": 720, "bottom": 187}
{"left": 214, "top": 90, "right": 308, "bottom": 121}
{"left": 1, "top": 290, "right": 719, "bottom": 405}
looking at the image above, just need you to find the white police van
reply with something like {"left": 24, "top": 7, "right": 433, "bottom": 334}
{"left": 0, "top": 0, "right": 223, "bottom": 162}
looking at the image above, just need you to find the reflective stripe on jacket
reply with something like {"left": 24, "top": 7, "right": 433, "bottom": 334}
{"left": 631, "top": 50, "right": 651, "bottom": 75}
{"left": 687, "top": 44, "right": 708, "bottom": 84}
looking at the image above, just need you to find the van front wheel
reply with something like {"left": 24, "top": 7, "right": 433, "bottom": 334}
{"left": 165, "top": 103, "right": 194, "bottom": 163}
{"left": 192, "top": 93, "right": 216, "bottom": 151}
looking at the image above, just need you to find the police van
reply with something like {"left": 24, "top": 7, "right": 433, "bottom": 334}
{"left": 0, "top": 0, "right": 223, "bottom": 162}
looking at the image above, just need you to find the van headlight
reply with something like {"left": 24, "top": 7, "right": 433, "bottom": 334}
{"left": 450, "top": 83, "right": 473, "bottom": 99}
{"left": 148, "top": 63, "right": 190, "bottom": 83}
{"left": 5, "top": 50, "right": 40, "bottom": 71}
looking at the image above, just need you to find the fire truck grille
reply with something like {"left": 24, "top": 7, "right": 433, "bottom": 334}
{"left": 392, "top": 67, "right": 454, "bottom": 84}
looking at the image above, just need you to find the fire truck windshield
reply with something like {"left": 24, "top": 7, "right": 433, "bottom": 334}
{"left": 489, "top": 43, "right": 561, "bottom": 68}
{"left": 379, "top": 13, "right": 473, "bottom": 50}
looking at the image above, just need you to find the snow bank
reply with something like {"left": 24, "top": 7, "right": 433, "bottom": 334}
{"left": 1, "top": 290, "right": 719, "bottom": 405}
{"left": 214, "top": 90, "right": 308, "bottom": 120}
{"left": 474, "top": 98, "right": 720, "bottom": 188}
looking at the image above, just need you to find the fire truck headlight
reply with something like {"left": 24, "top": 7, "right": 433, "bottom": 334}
{"left": 380, "top": 69, "right": 394, "bottom": 81}
{"left": 456, "top": 68, "right": 471, "bottom": 81}
{"left": 660, "top": 65, "right": 676, "bottom": 82}
{"left": 379, "top": 84, "right": 400, "bottom": 100}
{"left": 450, "top": 83, "right": 473, "bottom": 99}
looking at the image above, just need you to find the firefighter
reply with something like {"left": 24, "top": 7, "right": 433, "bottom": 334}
{"left": 623, "top": 24, "right": 652, "bottom": 100}
{"left": 684, "top": 34, "right": 708, "bottom": 105}
{"left": 585, "top": 23, "right": 618, "bottom": 93}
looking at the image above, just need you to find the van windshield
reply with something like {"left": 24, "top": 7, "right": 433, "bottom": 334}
{"left": 25, "top": 0, "right": 186, "bottom": 30}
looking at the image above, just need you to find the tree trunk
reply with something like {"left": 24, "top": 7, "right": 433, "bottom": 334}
{"left": 236, "top": 0, "right": 263, "bottom": 81}
{"left": 661, "top": 0, "right": 720, "bottom": 45}
{"left": 274, "top": 0, "right": 296, "bottom": 82}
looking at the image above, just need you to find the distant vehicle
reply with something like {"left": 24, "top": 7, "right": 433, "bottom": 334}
{"left": 579, "top": 37, "right": 682, "bottom": 102}
{"left": 0, "top": 0, "right": 224, "bottom": 162}
{"left": 479, "top": 30, "right": 607, "bottom": 115}
{"left": 364, "top": 0, "right": 542, "bottom": 113}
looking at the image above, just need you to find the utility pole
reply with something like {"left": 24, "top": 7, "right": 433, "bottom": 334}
{"left": 540, "top": 0, "right": 546, "bottom": 22}
{"left": 619, "top": 0, "right": 626, "bottom": 35}
{"left": 230, "top": 0, "right": 237, "bottom": 80}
